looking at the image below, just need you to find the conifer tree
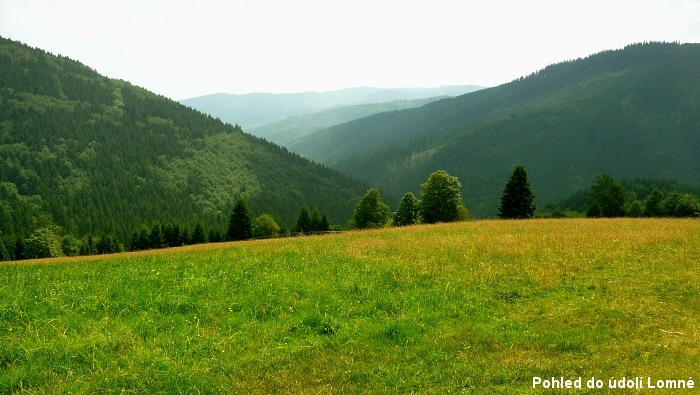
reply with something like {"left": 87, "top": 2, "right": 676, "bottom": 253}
{"left": 318, "top": 213, "right": 331, "bottom": 232}
{"left": 294, "top": 206, "right": 312, "bottom": 234}
{"left": 191, "top": 222, "right": 206, "bottom": 244}
{"left": 498, "top": 165, "right": 536, "bottom": 219}
{"left": 228, "top": 198, "right": 253, "bottom": 241}
{"left": 0, "top": 238, "right": 9, "bottom": 261}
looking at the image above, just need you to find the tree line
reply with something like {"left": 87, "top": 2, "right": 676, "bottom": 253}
{"left": 582, "top": 174, "right": 700, "bottom": 218}
{"left": 3, "top": 166, "right": 699, "bottom": 262}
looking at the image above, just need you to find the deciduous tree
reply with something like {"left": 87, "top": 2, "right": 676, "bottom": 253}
{"left": 354, "top": 188, "right": 390, "bottom": 229}
{"left": 252, "top": 214, "right": 281, "bottom": 238}
{"left": 586, "top": 174, "right": 626, "bottom": 217}
{"left": 394, "top": 192, "right": 420, "bottom": 226}
{"left": 419, "top": 170, "right": 465, "bottom": 224}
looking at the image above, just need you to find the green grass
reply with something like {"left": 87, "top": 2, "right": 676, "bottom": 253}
{"left": 1, "top": 219, "right": 699, "bottom": 394}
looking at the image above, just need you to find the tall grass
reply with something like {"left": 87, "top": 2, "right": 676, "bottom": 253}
{"left": 1, "top": 219, "right": 698, "bottom": 393}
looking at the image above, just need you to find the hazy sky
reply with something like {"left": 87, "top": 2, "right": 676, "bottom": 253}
{"left": 2, "top": 0, "right": 700, "bottom": 100}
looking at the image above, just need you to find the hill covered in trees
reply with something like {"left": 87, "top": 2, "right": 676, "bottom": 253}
{"left": 247, "top": 97, "right": 443, "bottom": 148}
{"left": 0, "top": 36, "right": 368, "bottom": 249}
{"left": 291, "top": 42, "right": 700, "bottom": 217}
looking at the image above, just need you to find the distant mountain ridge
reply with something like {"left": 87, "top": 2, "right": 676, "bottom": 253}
{"left": 179, "top": 85, "right": 484, "bottom": 129}
{"left": 297, "top": 42, "right": 700, "bottom": 217}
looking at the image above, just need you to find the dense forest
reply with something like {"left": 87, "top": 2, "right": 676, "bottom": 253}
{"left": 0, "top": 37, "right": 369, "bottom": 255}
{"left": 284, "top": 42, "right": 700, "bottom": 217}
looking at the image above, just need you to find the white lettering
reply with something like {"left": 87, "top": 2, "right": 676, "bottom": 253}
{"left": 533, "top": 377, "right": 541, "bottom": 388}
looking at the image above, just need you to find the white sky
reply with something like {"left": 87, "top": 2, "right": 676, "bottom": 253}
{"left": 2, "top": 0, "right": 700, "bottom": 100}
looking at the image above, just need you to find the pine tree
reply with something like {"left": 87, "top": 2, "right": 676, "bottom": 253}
{"left": 498, "top": 165, "right": 536, "bottom": 219}
{"left": 228, "top": 198, "right": 253, "bottom": 241}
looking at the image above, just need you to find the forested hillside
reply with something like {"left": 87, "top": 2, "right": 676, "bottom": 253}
{"left": 315, "top": 42, "right": 700, "bottom": 216}
{"left": 0, "top": 37, "right": 367, "bottom": 248}
{"left": 249, "top": 97, "right": 441, "bottom": 148}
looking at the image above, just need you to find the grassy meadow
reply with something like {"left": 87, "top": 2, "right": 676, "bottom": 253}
{"left": 1, "top": 218, "right": 698, "bottom": 394}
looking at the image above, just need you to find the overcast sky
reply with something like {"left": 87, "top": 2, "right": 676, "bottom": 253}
{"left": 2, "top": 0, "right": 700, "bottom": 100}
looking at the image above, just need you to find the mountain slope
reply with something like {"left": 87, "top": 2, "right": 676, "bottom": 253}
{"left": 321, "top": 42, "right": 700, "bottom": 217}
{"left": 179, "top": 85, "right": 483, "bottom": 129}
{"left": 249, "top": 97, "right": 442, "bottom": 147}
{"left": 0, "top": 37, "right": 367, "bottom": 243}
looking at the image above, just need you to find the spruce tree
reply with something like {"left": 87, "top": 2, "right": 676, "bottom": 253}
{"left": 228, "top": 198, "right": 253, "bottom": 241}
{"left": 498, "top": 165, "right": 536, "bottom": 219}
{"left": 319, "top": 213, "right": 331, "bottom": 232}
{"left": 294, "top": 206, "right": 312, "bottom": 234}
{"left": 0, "top": 237, "right": 9, "bottom": 261}
{"left": 191, "top": 222, "right": 206, "bottom": 244}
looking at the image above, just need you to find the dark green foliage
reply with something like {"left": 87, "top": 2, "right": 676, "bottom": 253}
{"left": 419, "top": 170, "right": 464, "bottom": 224}
{"left": 149, "top": 224, "right": 164, "bottom": 249}
{"left": 393, "top": 192, "right": 420, "bottom": 226}
{"left": 294, "top": 206, "right": 332, "bottom": 234}
{"left": 0, "top": 37, "right": 367, "bottom": 249}
{"left": 625, "top": 196, "right": 644, "bottom": 218}
{"left": 252, "top": 214, "right": 281, "bottom": 238}
{"left": 545, "top": 178, "right": 700, "bottom": 216}
{"left": 13, "top": 238, "right": 25, "bottom": 261}
{"left": 660, "top": 192, "right": 700, "bottom": 217}
{"left": 498, "top": 165, "right": 536, "bottom": 219}
{"left": 329, "top": 42, "right": 700, "bottom": 217}
{"left": 61, "top": 234, "right": 81, "bottom": 257}
{"left": 208, "top": 229, "right": 224, "bottom": 243}
{"left": 191, "top": 222, "right": 206, "bottom": 244}
{"left": 228, "top": 199, "right": 253, "bottom": 241}
{"left": 545, "top": 176, "right": 700, "bottom": 218}
{"left": 586, "top": 174, "right": 627, "bottom": 218}
{"left": 130, "top": 225, "right": 150, "bottom": 251}
{"left": 644, "top": 189, "right": 665, "bottom": 217}
{"left": 95, "top": 234, "right": 123, "bottom": 254}
{"left": 0, "top": 237, "right": 9, "bottom": 261}
{"left": 353, "top": 188, "right": 390, "bottom": 229}
{"left": 318, "top": 213, "right": 331, "bottom": 233}
{"left": 294, "top": 206, "right": 312, "bottom": 234}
